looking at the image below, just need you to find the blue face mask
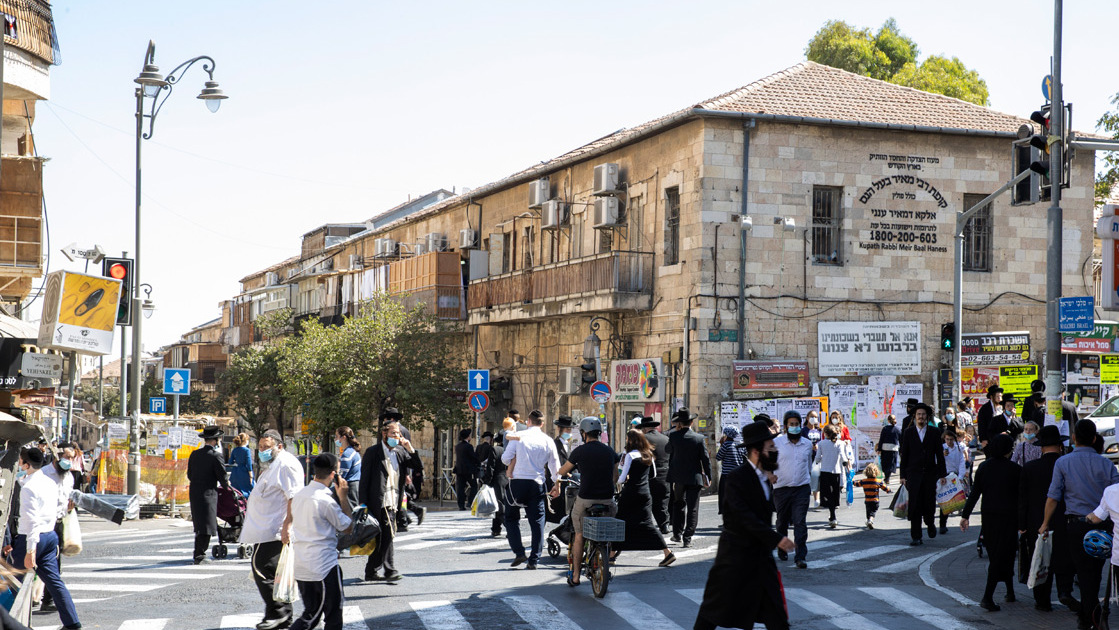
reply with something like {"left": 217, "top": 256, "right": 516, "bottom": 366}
{"left": 335, "top": 440, "right": 343, "bottom": 448}
{"left": 1025, "top": 433, "right": 1036, "bottom": 441}
{"left": 562, "top": 431, "right": 572, "bottom": 440}
{"left": 15, "top": 469, "right": 26, "bottom": 479}
{"left": 386, "top": 437, "right": 399, "bottom": 448}
{"left": 788, "top": 426, "right": 801, "bottom": 435}
{"left": 258, "top": 449, "right": 273, "bottom": 463}
{"left": 58, "top": 459, "right": 72, "bottom": 471}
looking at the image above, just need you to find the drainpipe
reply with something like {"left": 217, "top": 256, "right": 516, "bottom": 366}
{"left": 738, "top": 120, "right": 754, "bottom": 360}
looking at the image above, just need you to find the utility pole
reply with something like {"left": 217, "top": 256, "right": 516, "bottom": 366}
{"left": 1044, "top": 0, "right": 1065, "bottom": 411}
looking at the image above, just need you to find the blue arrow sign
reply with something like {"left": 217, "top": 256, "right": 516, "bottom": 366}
{"left": 163, "top": 368, "right": 192, "bottom": 396}
{"left": 468, "top": 392, "right": 490, "bottom": 413}
{"left": 1042, "top": 74, "right": 1053, "bottom": 101}
{"left": 468, "top": 369, "right": 490, "bottom": 392}
{"left": 149, "top": 397, "right": 166, "bottom": 414}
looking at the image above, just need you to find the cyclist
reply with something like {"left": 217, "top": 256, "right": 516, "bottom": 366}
{"left": 549, "top": 416, "right": 618, "bottom": 587}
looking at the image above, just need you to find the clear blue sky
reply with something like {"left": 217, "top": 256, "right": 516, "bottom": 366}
{"left": 33, "top": 0, "right": 1119, "bottom": 354}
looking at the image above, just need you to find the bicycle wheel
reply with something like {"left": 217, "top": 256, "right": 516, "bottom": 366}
{"left": 589, "top": 542, "right": 610, "bottom": 598}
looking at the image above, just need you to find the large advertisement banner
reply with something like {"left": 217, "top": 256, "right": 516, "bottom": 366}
{"left": 37, "top": 270, "right": 122, "bottom": 355}
{"left": 731, "top": 360, "right": 810, "bottom": 397}
{"left": 817, "top": 321, "right": 921, "bottom": 376}
{"left": 960, "top": 331, "right": 1031, "bottom": 367}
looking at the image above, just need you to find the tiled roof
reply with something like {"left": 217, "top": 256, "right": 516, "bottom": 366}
{"left": 239, "top": 254, "right": 300, "bottom": 284}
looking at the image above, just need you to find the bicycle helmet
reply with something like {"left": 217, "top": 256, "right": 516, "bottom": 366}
{"left": 1083, "top": 529, "right": 1113, "bottom": 559}
{"left": 580, "top": 416, "right": 602, "bottom": 434}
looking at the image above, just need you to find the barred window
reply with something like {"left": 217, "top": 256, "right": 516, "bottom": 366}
{"left": 962, "top": 193, "right": 992, "bottom": 272}
{"left": 664, "top": 187, "right": 680, "bottom": 266}
{"left": 811, "top": 186, "right": 842, "bottom": 265}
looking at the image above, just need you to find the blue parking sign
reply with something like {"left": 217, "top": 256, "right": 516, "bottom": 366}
{"left": 150, "top": 397, "right": 167, "bottom": 414}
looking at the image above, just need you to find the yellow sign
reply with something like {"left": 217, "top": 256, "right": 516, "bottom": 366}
{"left": 1101, "top": 355, "right": 1119, "bottom": 385}
{"left": 37, "top": 271, "right": 121, "bottom": 355}
{"left": 998, "top": 365, "right": 1037, "bottom": 399}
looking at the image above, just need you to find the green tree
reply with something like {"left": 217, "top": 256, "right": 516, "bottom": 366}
{"left": 73, "top": 381, "right": 120, "bottom": 417}
{"left": 805, "top": 18, "right": 988, "bottom": 106}
{"left": 1097, "top": 91, "right": 1119, "bottom": 203}
{"left": 217, "top": 342, "right": 289, "bottom": 440}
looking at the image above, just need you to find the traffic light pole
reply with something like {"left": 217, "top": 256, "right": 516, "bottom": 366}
{"left": 1044, "top": 0, "right": 1065, "bottom": 412}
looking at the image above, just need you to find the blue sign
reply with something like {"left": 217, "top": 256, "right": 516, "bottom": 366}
{"left": 1059, "top": 296, "right": 1095, "bottom": 333}
{"left": 149, "top": 397, "right": 167, "bottom": 414}
{"left": 468, "top": 391, "right": 490, "bottom": 413}
{"left": 163, "top": 368, "right": 191, "bottom": 395}
{"left": 467, "top": 369, "right": 490, "bottom": 392}
{"left": 590, "top": 380, "right": 612, "bottom": 403}
{"left": 1042, "top": 74, "right": 1053, "bottom": 101}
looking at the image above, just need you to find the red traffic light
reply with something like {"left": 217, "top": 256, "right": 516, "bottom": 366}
{"left": 108, "top": 263, "right": 128, "bottom": 280}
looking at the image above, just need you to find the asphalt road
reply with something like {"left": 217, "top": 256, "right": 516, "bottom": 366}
{"left": 34, "top": 488, "right": 1053, "bottom": 630}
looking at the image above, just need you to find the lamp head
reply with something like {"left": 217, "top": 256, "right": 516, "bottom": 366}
{"left": 197, "top": 80, "right": 227, "bottom": 113}
{"left": 135, "top": 62, "right": 168, "bottom": 97}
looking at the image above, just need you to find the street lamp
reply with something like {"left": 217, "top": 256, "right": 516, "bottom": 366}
{"left": 128, "top": 41, "right": 227, "bottom": 494}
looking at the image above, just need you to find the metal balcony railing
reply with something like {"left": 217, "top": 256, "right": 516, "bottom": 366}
{"left": 467, "top": 251, "right": 653, "bottom": 310}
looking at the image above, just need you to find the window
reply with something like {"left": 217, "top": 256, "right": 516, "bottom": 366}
{"left": 202, "top": 366, "right": 217, "bottom": 384}
{"left": 523, "top": 226, "right": 535, "bottom": 268}
{"left": 598, "top": 228, "right": 613, "bottom": 254}
{"left": 502, "top": 233, "right": 513, "bottom": 273}
{"left": 664, "top": 187, "right": 680, "bottom": 265}
{"left": 962, "top": 193, "right": 992, "bottom": 272}
{"left": 811, "top": 186, "right": 843, "bottom": 265}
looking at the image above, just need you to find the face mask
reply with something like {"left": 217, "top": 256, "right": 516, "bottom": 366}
{"left": 386, "top": 437, "right": 399, "bottom": 448}
{"left": 335, "top": 439, "right": 343, "bottom": 448}
{"left": 258, "top": 449, "right": 273, "bottom": 463}
{"left": 760, "top": 450, "right": 780, "bottom": 472}
{"left": 58, "top": 459, "right": 72, "bottom": 471}
{"left": 562, "top": 431, "right": 572, "bottom": 440}
{"left": 946, "top": 414, "right": 955, "bottom": 422}
{"left": 1025, "top": 433, "right": 1036, "bottom": 441}
{"left": 788, "top": 426, "right": 801, "bottom": 436}
{"left": 15, "top": 468, "right": 26, "bottom": 479}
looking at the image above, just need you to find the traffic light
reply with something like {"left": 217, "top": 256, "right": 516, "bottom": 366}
{"left": 102, "top": 257, "right": 134, "bottom": 326}
{"left": 940, "top": 322, "right": 955, "bottom": 351}
{"left": 580, "top": 360, "right": 597, "bottom": 389}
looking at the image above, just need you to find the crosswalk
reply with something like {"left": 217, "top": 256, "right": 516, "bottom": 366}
{"left": 36, "top": 585, "right": 986, "bottom": 630}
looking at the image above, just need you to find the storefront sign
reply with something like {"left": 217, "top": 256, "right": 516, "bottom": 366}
{"left": 731, "top": 360, "right": 809, "bottom": 397}
{"left": 960, "top": 331, "right": 1031, "bottom": 367}
{"left": 0, "top": 339, "right": 64, "bottom": 390}
{"left": 817, "top": 321, "right": 921, "bottom": 376}
{"left": 1101, "top": 355, "right": 1119, "bottom": 385}
{"left": 36, "top": 270, "right": 122, "bottom": 355}
{"left": 609, "top": 358, "right": 664, "bottom": 403}
{"left": 1061, "top": 322, "right": 1118, "bottom": 354}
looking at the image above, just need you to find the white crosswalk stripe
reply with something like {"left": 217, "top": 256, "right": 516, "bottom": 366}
{"left": 505, "top": 595, "right": 582, "bottom": 630}
{"left": 596, "top": 591, "right": 684, "bottom": 630}
{"left": 119, "top": 619, "right": 170, "bottom": 630}
{"left": 411, "top": 600, "right": 472, "bottom": 630}
{"left": 811, "top": 544, "right": 910, "bottom": 568}
{"left": 859, "top": 587, "right": 976, "bottom": 630}
{"left": 785, "top": 588, "right": 891, "bottom": 630}
{"left": 870, "top": 550, "right": 942, "bottom": 574}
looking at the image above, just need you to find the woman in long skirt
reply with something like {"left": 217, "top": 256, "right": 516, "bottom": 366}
{"left": 613, "top": 429, "right": 676, "bottom": 567}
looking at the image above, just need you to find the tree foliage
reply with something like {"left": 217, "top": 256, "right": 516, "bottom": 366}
{"left": 806, "top": 19, "right": 989, "bottom": 106}
{"left": 1098, "top": 91, "right": 1119, "bottom": 203}
{"left": 217, "top": 342, "right": 288, "bottom": 440}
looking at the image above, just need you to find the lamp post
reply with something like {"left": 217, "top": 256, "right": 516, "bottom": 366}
{"left": 128, "top": 41, "right": 227, "bottom": 494}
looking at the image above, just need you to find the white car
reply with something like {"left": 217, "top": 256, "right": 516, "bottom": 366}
{"left": 1085, "top": 395, "right": 1119, "bottom": 462}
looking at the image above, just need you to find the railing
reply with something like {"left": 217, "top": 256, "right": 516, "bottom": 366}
{"left": 1, "top": 0, "right": 55, "bottom": 65}
{"left": 390, "top": 285, "right": 466, "bottom": 320}
{"left": 468, "top": 251, "right": 653, "bottom": 310}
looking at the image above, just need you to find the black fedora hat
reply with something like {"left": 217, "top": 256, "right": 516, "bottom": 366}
{"left": 906, "top": 398, "right": 919, "bottom": 408}
{"left": 379, "top": 407, "right": 403, "bottom": 421}
{"left": 987, "top": 385, "right": 1004, "bottom": 395}
{"left": 1002, "top": 393, "right": 1017, "bottom": 405}
{"left": 555, "top": 415, "right": 575, "bottom": 428}
{"left": 914, "top": 403, "right": 934, "bottom": 419}
{"left": 638, "top": 416, "right": 659, "bottom": 428}
{"left": 1034, "top": 424, "right": 1067, "bottom": 447}
{"left": 983, "top": 433, "right": 1014, "bottom": 458}
{"left": 740, "top": 420, "right": 774, "bottom": 449}
{"left": 200, "top": 426, "right": 223, "bottom": 440}
{"left": 672, "top": 408, "right": 695, "bottom": 424}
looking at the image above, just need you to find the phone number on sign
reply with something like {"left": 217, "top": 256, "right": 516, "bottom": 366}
{"left": 869, "top": 230, "right": 938, "bottom": 244}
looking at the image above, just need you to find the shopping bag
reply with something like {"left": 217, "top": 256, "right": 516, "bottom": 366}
{"left": 473, "top": 485, "right": 498, "bottom": 517}
{"left": 337, "top": 507, "right": 381, "bottom": 551}
{"left": 9, "top": 573, "right": 35, "bottom": 627}
{"left": 892, "top": 485, "right": 909, "bottom": 519}
{"left": 935, "top": 474, "right": 967, "bottom": 515}
{"left": 845, "top": 470, "right": 855, "bottom": 505}
{"left": 272, "top": 544, "right": 297, "bottom": 604}
{"left": 1027, "top": 533, "right": 1053, "bottom": 589}
{"left": 61, "top": 509, "right": 83, "bottom": 556}
{"left": 350, "top": 537, "right": 378, "bottom": 556}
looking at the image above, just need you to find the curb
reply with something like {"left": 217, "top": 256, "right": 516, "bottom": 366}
{"left": 919, "top": 540, "right": 978, "bottom": 607}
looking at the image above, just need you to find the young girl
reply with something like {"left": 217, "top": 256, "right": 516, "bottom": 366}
{"left": 856, "top": 463, "right": 890, "bottom": 529}
{"left": 814, "top": 425, "right": 852, "bottom": 528}
{"left": 938, "top": 429, "right": 969, "bottom": 534}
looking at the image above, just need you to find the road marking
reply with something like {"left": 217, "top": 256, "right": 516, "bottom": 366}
{"left": 343, "top": 605, "right": 365, "bottom": 630}
{"left": 677, "top": 588, "right": 703, "bottom": 604}
{"left": 871, "top": 551, "right": 942, "bottom": 574}
{"left": 596, "top": 591, "right": 684, "bottom": 630}
{"left": 393, "top": 528, "right": 459, "bottom": 543}
{"left": 80, "top": 527, "right": 139, "bottom": 539}
{"left": 506, "top": 595, "right": 582, "bottom": 630}
{"left": 104, "top": 533, "right": 179, "bottom": 545}
{"left": 120, "top": 620, "right": 170, "bottom": 630}
{"left": 918, "top": 541, "right": 977, "bottom": 606}
{"left": 397, "top": 535, "right": 490, "bottom": 551}
{"left": 149, "top": 536, "right": 200, "bottom": 546}
{"left": 65, "top": 582, "right": 175, "bottom": 592}
{"left": 63, "top": 571, "right": 222, "bottom": 579}
{"left": 860, "top": 587, "right": 976, "bottom": 630}
{"left": 785, "top": 588, "right": 889, "bottom": 630}
{"left": 645, "top": 538, "right": 842, "bottom": 561}
{"left": 64, "top": 561, "right": 250, "bottom": 571}
{"left": 812, "top": 545, "right": 909, "bottom": 568}
{"left": 411, "top": 600, "right": 472, "bottom": 630}
{"left": 219, "top": 613, "right": 261, "bottom": 629}
{"left": 71, "top": 597, "right": 112, "bottom": 604}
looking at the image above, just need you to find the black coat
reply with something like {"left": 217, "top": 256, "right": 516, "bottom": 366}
{"left": 453, "top": 440, "right": 478, "bottom": 477}
{"left": 554, "top": 436, "right": 570, "bottom": 466}
{"left": 359, "top": 442, "right": 421, "bottom": 518}
{"left": 877, "top": 424, "right": 901, "bottom": 450}
{"left": 898, "top": 424, "right": 947, "bottom": 486}
{"left": 646, "top": 430, "right": 670, "bottom": 481}
{"left": 962, "top": 457, "right": 1021, "bottom": 519}
{"left": 1019, "top": 452, "right": 1066, "bottom": 533}
{"left": 900, "top": 413, "right": 915, "bottom": 434}
{"left": 696, "top": 464, "right": 786, "bottom": 629}
{"left": 667, "top": 428, "right": 711, "bottom": 486}
{"left": 186, "top": 444, "right": 228, "bottom": 536}
{"left": 977, "top": 401, "right": 997, "bottom": 442}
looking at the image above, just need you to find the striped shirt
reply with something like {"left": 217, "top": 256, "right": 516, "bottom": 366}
{"left": 858, "top": 478, "right": 889, "bottom": 503}
{"left": 715, "top": 440, "right": 745, "bottom": 474}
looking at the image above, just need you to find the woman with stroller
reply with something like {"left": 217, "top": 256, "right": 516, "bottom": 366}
{"left": 614, "top": 429, "right": 676, "bottom": 567}
{"left": 229, "top": 433, "right": 254, "bottom": 496}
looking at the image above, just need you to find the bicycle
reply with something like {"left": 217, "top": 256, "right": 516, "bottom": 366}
{"left": 553, "top": 478, "right": 624, "bottom": 598}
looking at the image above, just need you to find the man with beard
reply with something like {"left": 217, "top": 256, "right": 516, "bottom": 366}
{"left": 772, "top": 411, "right": 812, "bottom": 569}
{"left": 694, "top": 420, "right": 795, "bottom": 630}
{"left": 641, "top": 416, "right": 671, "bottom": 534}
{"left": 900, "top": 398, "right": 918, "bottom": 433}
{"left": 977, "top": 385, "right": 1003, "bottom": 447}
{"left": 899, "top": 403, "right": 947, "bottom": 546}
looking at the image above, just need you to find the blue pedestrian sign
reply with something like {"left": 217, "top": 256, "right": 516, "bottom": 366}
{"left": 468, "top": 369, "right": 490, "bottom": 392}
{"left": 468, "top": 391, "right": 490, "bottom": 413}
{"left": 149, "top": 397, "right": 167, "bottom": 415}
{"left": 1059, "top": 296, "right": 1095, "bottom": 333}
{"left": 163, "top": 368, "right": 191, "bottom": 395}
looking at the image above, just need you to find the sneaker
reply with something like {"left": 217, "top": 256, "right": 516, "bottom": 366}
{"left": 256, "top": 616, "right": 292, "bottom": 630}
{"left": 511, "top": 555, "right": 528, "bottom": 567}
{"left": 828, "top": 520, "right": 837, "bottom": 529}
{"left": 383, "top": 571, "right": 403, "bottom": 582}
{"left": 670, "top": 534, "right": 681, "bottom": 543}
{"left": 866, "top": 519, "right": 873, "bottom": 529}
{"left": 813, "top": 499, "right": 820, "bottom": 508}
{"left": 364, "top": 572, "right": 380, "bottom": 582}
{"left": 416, "top": 507, "right": 426, "bottom": 526}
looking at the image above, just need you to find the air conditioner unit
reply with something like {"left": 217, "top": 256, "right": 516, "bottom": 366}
{"left": 593, "top": 197, "right": 621, "bottom": 228}
{"left": 558, "top": 367, "right": 579, "bottom": 395}
{"left": 541, "top": 200, "right": 569, "bottom": 230}
{"left": 528, "top": 178, "right": 550, "bottom": 209}
{"left": 348, "top": 255, "right": 364, "bottom": 270}
{"left": 459, "top": 229, "right": 477, "bottom": 249}
{"left": 375, "top": 238, "right": 398, "bottom": 257}
{"left": 414, "top": 242, "right": 428, "bottom": 256}
{"left": 426, "top": 233, "right": 447, "bottom": 252}
{"left": 593, "top": 163, "right": 621, "bottom": 196}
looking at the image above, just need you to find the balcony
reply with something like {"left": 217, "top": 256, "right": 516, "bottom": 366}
{"left": 390, "top": 285, "right": 465, "bottom": 320}
{"left": 467, "top": 250, "right": 653, "bottom": 325}
{"left": 1, "top": 0, "right": 56, "bottom": 100}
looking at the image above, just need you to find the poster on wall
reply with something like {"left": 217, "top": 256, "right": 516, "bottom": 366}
{"left": 610, "top": 358, "right": 666, "bottom": 403}
{"left": 817, "top": 321, "right": 921, "bottom": 376}
{"left": 719, "top": 397, "right": 829, "bottom": 432}
{"left": 960, "top": 365, "right": 1037, "bottom": 405}
{"left": 731, "top": 360, "right": 810, "bottom": 397}
{"left": 960, "top": 331, "right": 1031, "bottom": 367}
{"left": 1061, "top": 322, "right": 1118, "bottom": 354}
{"left": 1064, "top": 354, "right": 1101, "bottom": 385}
{"left": 827, "top": 381, "right": 923, "bottom": 466}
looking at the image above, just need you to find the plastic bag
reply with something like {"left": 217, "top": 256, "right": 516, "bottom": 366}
{"left": 350, "top": 537, "right": 378, "bottom": 556}
{"left": 935, "top": 474, "right": 967, "bottom": 515}
{"left": 845, "top": 470, "right": 855, "bottom": 505}
{"left": 337, "top": 507, "right": 380, "bottom": 551}
{"left": 893, "top": 485, "right": 909, "bottom": 519}
{"left": 61, "top": 509, "right": 83, "bottom": 556}
{"left": 1028, "top": 533, "right": 1053, "bottom": 589}
{"left": 473, "top": 486, "right": 498, "bottom": 517}
{"left": 272, "top": 544, "right": 297, "bottom": 604}
{"left": 9, "top": 573, "right": 36, "bottom": 626}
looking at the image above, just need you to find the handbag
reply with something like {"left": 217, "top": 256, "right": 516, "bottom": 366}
{"left": 9, "top": 573, "right": 35, "bottom": 626}
{"left": 272, "top": 544, "right": 297, "bottom": 604}
{"left": 935, "top": 474, "right": 967, "bottom": 515}
{"left": 336, "top": 507, "right": 381, "bottom": 551}
{"left": 61, "top": 509, "right": 83, "bottom": 556}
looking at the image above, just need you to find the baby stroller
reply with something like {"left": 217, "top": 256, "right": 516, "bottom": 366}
{"left": 546, "top": 477, "right": 581, "bottom": 559}
{"left": 214, "top": 485, "right": 252, "bottom": 559}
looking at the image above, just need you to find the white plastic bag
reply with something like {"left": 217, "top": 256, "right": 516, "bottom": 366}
{"left": 473, "top": 485, "right": 498, "bottom": 517}
{"left": 272, "top": 543, "right": 297, "bottom": 604}
{"left": 10, "top": 572, "right": 36, "bottom": 627}
{"left": 1027, "top": 533, "right": 1053, "bottom": 589}
{"left": 935, "top": 474, "right": 967, "bottom": 515}
{"left": 61, "top": 509, "right": 83, "bottom": 556}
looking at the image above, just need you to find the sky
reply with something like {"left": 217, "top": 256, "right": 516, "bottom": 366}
{"left": 30, "top": 0, "right": 1119, "bottom": 358}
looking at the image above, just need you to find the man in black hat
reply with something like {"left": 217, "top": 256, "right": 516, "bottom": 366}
{"left": 977, "top": 386, "right": 1004, "bottom": 446}
{"left": 899, "top": 403, "right": 947, "bottom": 546}
{"left": 666, "top": 408, "right": 711, "bottom": 547}
{"left": 694, "top": 421, "right": 795, "bottom": 630}
{"left": 900, "top": 398, "right": 919, "bottom": 433}
{"left": 453, "top": 428, "right": 478, "bottom": 511}
{"left": 640, "top": 416, "right": 671, "bottom": 533}
{"left": 187, "top": 426, "right": 230, "bottom": 564}
{"left": 553, "top": 415, "right": 575, "bottom": 465}
{"left": 1018, "top": 425, "right": 1076, "bottom": 612}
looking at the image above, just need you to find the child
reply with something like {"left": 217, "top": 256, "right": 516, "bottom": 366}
{"left": 857, "top": 463, "right": 890, "bottom": 529}
{"left": 938, "top": 429, "right": 969, "bottom": 534}
{"left": 814, "top": 425, "right": 851, "bottom": 528}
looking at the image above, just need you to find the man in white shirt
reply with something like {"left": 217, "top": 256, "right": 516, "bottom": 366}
{"left": 241, "top": 430, "right": 304, "bottom": 630}
{"left": 772, "top": 411, "right": 813, "bottom": 569}
{"left": 8, "top": 447, "right": 80, "bottom": 629}
{"left": 500, "top": 409, "right": 561, "bottom": 569}
{"left": 287, "top": 452, "right": 353, "bottom": 630}
{"left": 39, "top": 442, "right": 77, "bottom": 614}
